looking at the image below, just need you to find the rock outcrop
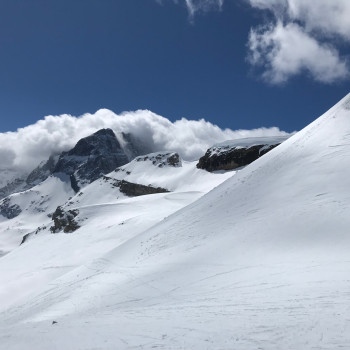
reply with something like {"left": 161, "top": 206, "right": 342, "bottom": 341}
{"left": 134, "top": 152, "right": 182, "bottom": 168}
{"left": 197, "top": 136, "right": 289, "bottom": 172}
{"left": 0, "top": 198, "right": 22, "bottom": 219}
{"left": 105, "top": 177, "right": 169, "bottom": 197}
{"left": 50, "top": 206, "right": 80, "bottom": 233}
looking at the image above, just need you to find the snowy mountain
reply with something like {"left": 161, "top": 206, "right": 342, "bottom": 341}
{"left": 1, "top": 95, "right": 349, "bottom": 349}
{"left": 0, "top": 128, "right": 147, "bottom": 200}
{"left": 0, "top": 156, "right": 58, "bottom": 200}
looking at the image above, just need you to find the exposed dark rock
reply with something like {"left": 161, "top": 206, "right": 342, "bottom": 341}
{"left": 20, "top": 232, "right": 31, "bottom": 245}
{"left": 0, "top": 198, "right": 22, "bottom": 219}
{"left": 197, "top": 138, "right": 287, "bottom": 172}
{"left": 135, "top": 152, "right": 182, "bottom": 168}
{"left": 50, "top": 206, "right": 80, "bottom": 233}
{"left": 54, "top": 129, "right": 130, "bottom": 191}
{"left": 105, "top": 177, "right": 169, "bottom": 197}
{"left": 70, "top": 174, "right": 80, "bottom": 193}
{"left": 21, "top": 225, "right": 48, "bottom": 245}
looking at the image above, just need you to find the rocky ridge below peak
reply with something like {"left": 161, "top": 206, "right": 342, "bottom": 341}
{"left": 134, "top": 152, "right": 182, "bottom": 168}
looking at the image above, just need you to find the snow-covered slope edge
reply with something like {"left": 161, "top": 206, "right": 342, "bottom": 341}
{"left": 1, "top": 94, "right": 350, "bottom": 349}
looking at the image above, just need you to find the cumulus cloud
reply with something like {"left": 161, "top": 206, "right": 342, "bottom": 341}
{"left": 158, "top": 0, "right": 350, "bottom": 84}
{"left": 0, "top": 109, "right": 289, "bottom": 174}
{"left": 248, "top": 22, "right": 349, "bottom": 84}
{"left": 247, "top": 0, "right": 350, "bottom": 83}
{"left": 249, "top": 0, "right": 350, "bottom": 41}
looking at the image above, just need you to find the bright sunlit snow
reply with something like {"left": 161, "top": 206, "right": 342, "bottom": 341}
{"left": 0, "top": 95, "right": 350, "bottom": 349}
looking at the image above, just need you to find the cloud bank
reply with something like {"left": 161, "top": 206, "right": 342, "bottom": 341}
{"left": 0, "top": 109, "right": 289, "bottom": 174}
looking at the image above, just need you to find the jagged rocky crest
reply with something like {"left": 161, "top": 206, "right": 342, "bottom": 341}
{"left": 134, "top": 152, "right": 182, "bottom": 168}
{"left": 197, "top": 136, "right": 288, "bottom": 172}
{"left": 53, "top": 129, "right": 130, "bottom": 191}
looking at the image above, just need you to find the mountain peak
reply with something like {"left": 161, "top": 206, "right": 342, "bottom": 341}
{"left": 92, "top": 128, "right": 116, "bottom": 137}
{"left": 66, "top": 128, "right": 121, "bottom": 158}
{"left": 54, "top": 128, "right": 129, "bottom": 189}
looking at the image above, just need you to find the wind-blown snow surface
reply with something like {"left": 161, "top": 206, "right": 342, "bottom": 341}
{"left": 1, "top": 95, "right": 350, "bottom": 349}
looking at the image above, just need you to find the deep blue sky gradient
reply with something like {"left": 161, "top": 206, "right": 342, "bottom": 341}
{"left": 0, "top": 0, "right": 349, "bottom": 133}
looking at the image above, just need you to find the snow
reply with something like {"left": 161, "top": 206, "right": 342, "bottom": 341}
{"left": 0, "top": 175, "right": 74, "bottom": 253}
{"left": 0, "top": 94, "right": 350, "bottom": 349}
{"left": 0, "top": 155, "right": 233, "bottom": 316}
{"left": 209, "top": 135, "right": 290, "bottom": 155}
{"left": 109, "top": 155, "right": 228, "bottom": 192}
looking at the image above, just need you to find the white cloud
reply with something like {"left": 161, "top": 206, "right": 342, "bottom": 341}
{"left": 286, "top": 0, "right": 350, "bottom": 41}
{"left": 248, "top": 0, "right": 350, "bottom": 40}
{"left": 185, "top": 0, "right": 223, "bottom": 17}
{"left": 158, "top": 0, "right": 223, "bottom": 19}
{"left": 159, "top": 0, "right": 350, "bottom": 84}
{"left": 0, "top": 109, "right": 289, "bottom": 174}
{"left": 247, "top": 0, "right": 350, "bottom": 83}
{"left": 248, "top": 22, "right": 349, "bottom": 84}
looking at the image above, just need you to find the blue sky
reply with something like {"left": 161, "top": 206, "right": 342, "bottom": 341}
{"left": 0, "top": 0, "right": 349, "bottom": 133}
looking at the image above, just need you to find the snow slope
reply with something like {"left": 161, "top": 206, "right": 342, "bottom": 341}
{"left": 0, "top": 154, "right": 233, "bottom": 320}
{"left": 0, "top": 175, "right": 74, "bottom": 254}
{"left": 0, "top": 95, "right": 350, "bottom": 349}
{"left": 63, "top": 152, "right": 232, "bottom": 210}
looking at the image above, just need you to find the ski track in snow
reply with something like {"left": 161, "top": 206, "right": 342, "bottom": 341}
{"left": 1, "top": 95, "right": 350, "bottom": 349}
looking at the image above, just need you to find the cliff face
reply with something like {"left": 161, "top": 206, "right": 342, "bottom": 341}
{"left": 53, "top": 129, "right": 130, "bottom": 190}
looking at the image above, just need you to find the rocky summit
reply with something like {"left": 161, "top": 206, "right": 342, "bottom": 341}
{"left": 53, "top": 128, "right": 130, "bottom": 191}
